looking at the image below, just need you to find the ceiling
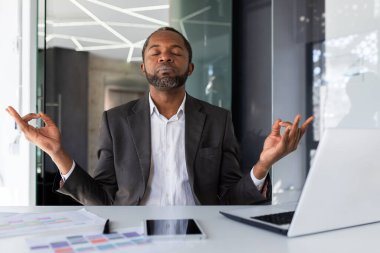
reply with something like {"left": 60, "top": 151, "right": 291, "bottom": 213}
{"left": 38, "top": 0, "right": 169, "bottom": 62}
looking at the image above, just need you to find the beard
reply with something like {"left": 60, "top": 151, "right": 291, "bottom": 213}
{"left": 145, "top": 65, "right": 189, "bottom": 91}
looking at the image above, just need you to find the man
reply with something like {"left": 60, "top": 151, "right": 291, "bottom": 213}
{"left": 6, "top": 27, "right": 313, "bottom": 205}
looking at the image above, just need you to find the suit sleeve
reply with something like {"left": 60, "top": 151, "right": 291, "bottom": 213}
{"left": 53, "top": 111, "right": 118, "bottom": 205}
{"left": 218, "top": 112, "right": 272, "bottom": 205}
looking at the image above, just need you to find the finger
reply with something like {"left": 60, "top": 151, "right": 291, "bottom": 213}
{"left": 6, "top": 106, "right": 29, "bottom": 132}
{"left": 279, "top": 115, "right": 300, "bottom": 140}
{"left": 289, "top": 129, "right": 301, "bottom": 150}
{"left": 22, "top": 113, "right": 41, "bottom": 122}
{"left": 281, "top": 126, "right": 291, "bottom": 146}
{"left": 279, "top": 121, "right": 292, "bottom": 128}
{"left": 270, "top": 119, "right": 282, "bottom": 136}
{"left": 293, "top": 114, "right": 301, "bottom": 128}
{"left": 6, "top": 106, "right": 21, "bottom": 118}
{"left": 301, "top": 115, "right": 314, "bottom": 129}
{"left": 300, "top": 115, "right": 314, "bottom": 137}
{"left": 293, "top": 128, "right": 302, "bottom": 149}
{"left": 297, "top": 128, "right": 302, "bottom": 142}
{"left": 39, "top": 112, "right": 57, "bottom": 127}
{"left": 284, "top": 126, "right": 299, "bottom": 152}
{"left": 289, "top": 114, "right": 301, "bottom": 138}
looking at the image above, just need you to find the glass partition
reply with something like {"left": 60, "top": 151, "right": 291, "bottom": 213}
{"left": 308, "top": 0, "right": 380, "bottom": 162}
{"left": 170, "top": 0, "right": 232, "bottom": 109}
{"left": 322, "top": 0, "right": 380, "bottom": 131}
{"left": 272, "top": 0, "right": 380, "bottom": 193}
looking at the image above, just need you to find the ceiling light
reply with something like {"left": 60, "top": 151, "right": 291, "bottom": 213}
{"left": 84, "top": 0, "right": 168, "bottom": 26}
{"left": 40, "top": 33, "right": 121, "bottom": 45}
{"left": 78, "top": 44, "right": 130, "bottom": 51}
{"left": 71, "top": 37, "right": 84, "bottom": 50}
{"left": 70, "top": 0, "right": 133, "bottom": 45}
{"left": 124, "top": 5, "right": 169, "bottom": 12}
{"left": 127, "top": 46, "right": 134, "bottom": 62}
{"left": 45, "top": 20, "right": 160, "bottom": 29}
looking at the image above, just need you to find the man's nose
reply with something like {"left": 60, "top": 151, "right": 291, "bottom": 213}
{"left": 159, "top": 53, "right": 173, "bottom": 62}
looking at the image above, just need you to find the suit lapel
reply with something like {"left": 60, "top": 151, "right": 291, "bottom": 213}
{"left": 185, "top": 95, "right": 206, "bottom": 195}
{"left": 126, "top": 95, "right": 151, "bottom": 190}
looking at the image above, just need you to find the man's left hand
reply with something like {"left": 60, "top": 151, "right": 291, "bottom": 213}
{"left": 253, "top": 115, "right": 314, "bottom": 179}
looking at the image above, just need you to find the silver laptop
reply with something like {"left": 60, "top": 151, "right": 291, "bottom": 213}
{"left": 220, "top": 128, "right": 380, "bottom": 237}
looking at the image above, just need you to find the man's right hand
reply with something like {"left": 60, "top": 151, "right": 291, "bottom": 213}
{"left": 6, "top": 106, "right": 73, "bottom": 174}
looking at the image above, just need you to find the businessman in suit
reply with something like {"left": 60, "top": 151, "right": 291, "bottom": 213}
{"left": 6, "top": 27, "right": 313, "bottom": 205}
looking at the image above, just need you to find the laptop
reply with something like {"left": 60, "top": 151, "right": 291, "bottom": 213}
{"left": 220, "top": 128, "right": 380, "bottom": 237}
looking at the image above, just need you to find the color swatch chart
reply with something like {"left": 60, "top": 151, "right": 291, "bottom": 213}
{"left": 26, "top": 227, "right": 150, "bottom": 253}
{"left": 0, "top": 209, "right": 105, "bottom": 238}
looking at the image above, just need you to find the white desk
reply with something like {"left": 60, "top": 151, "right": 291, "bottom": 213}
{"left": 0, "top": 193, "right": 377, "bottom": 253}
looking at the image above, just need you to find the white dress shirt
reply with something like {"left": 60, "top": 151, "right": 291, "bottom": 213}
{"left": 61, "top": 94, "right": 267, "bottom": 204}
{"left": 140, "top": 94, "right": 195, "bottom": 206}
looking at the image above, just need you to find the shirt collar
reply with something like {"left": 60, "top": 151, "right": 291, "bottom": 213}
{"left": 148, "top": 92, "right": 186, "bottom": 118}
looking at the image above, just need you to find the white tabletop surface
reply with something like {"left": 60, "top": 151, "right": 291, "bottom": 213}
{"left": 0, "top": 191, "right": 378, "bottom": 253}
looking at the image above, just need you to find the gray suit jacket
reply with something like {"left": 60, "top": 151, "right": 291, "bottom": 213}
{"left": 55, "top": 94, "right": 271, "bottom": 205}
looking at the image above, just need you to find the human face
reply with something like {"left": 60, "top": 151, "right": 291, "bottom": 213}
{"left": 141, "top": 31, "right": 194, "bottom": 91}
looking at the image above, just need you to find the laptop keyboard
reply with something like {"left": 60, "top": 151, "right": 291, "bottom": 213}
{"left": 251, "top": 211, "right": 295, "bottom": 225}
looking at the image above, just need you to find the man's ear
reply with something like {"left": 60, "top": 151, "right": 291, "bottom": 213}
{"left": 140, "top": 63, "right": 145, "bottom": 74}
{"left": 188, "top": 63, "right": 194, "bottom": 76}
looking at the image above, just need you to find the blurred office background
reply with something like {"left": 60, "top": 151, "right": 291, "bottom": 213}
{"left": 0, "top": 0, "right": 379, "bottom": 205}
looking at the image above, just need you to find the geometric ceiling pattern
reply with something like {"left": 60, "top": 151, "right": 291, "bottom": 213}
{"left": 38, "top": 0, "right": 169, "bottom": 62}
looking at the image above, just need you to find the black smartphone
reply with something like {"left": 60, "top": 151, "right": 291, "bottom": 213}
{"left": 144, "top": 219, "right": 207, "bottom": 240}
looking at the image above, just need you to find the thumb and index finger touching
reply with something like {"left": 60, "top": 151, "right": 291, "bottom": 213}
{"left": 270, "top": 114, "right": 314, "bottom": 137}
{"left": 5, "top": 106, "right": 56, "bottom": 131}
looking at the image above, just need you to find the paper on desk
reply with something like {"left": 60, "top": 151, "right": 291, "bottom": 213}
{"left": 25, "top": 226, "right": 205, "bottom": 253}
{"left": 25, "top": 226, "right": 151, "bottom": 253}
{"left": 0, "top": 208, "right": 106, "bottom": 239}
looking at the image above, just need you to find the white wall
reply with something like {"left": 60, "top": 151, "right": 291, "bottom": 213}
{"left": 0, "top": 0, "right": 36, "bottom": 205}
